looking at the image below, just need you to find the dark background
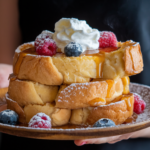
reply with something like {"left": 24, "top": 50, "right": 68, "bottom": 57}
{"left": 18, "top": 0, "right": 150, "bottom": 86}
{"left": 1, "top": 0, "right": 150, "bottom": 149}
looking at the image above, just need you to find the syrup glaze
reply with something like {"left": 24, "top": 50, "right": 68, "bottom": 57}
{"left": 123, "top": 113, "right": 138, "bottom": 124}
{"left": 9, "top": 74, "right": 17, "bottom": 81}
{"left": 14, "top": 47, "right": 37, "bottom": 75}
{"left": 14, "top": 46, "right": 118, "bottom": 78}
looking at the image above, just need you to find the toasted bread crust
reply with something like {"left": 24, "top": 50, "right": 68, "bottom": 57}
{"left": 18, "top": 56, "right": 63, "bottom": 85}
{"left": 13, "top": 41, "right": 143, "bottom": 85}
{"left": 8, "top": 78, "right": 59, "bottom": 107}
{"left": 55, "top": 82, "right": 107, "bottom": 109}
{"left": 70, "top": 93, "right": 134, "bottom": 125}
{"left": 0, "top": 87, "right": 8, "bottom": 101}
{"left": 124, "top": 43, "right": 143, "bottom": 75}
{"left": 55, "top": 78, "right": 127, "bottom": 109}
{"left": 6, "top": 94, "right": 71, "bottom": 126}
{"left": 6, "top": 93, "right": 133, "bottom": 126}
{"left": 8, "top": 76, "right": 129, "bottom": 109}
{"left": 6, "top": 94, "right": 26, "bottom": 123}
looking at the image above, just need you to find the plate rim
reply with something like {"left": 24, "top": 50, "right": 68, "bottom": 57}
{"left": 0, "top": 82, "right": 150, "bottom": 139}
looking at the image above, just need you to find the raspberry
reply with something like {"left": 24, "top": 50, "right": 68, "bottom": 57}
{"left": 35, "top": 31, "right": 57, "bottom": 56}
{"left": 133, "top": 93, "right": 146, "bottom": 114}
{"left": 98, "top": 31, "right": 117, "bottom": 48}
{"left": 35, "top": 30, "right": 53, "bottom": 48}
{"left": 28, "top": 113, "right": 51, "bottom": 129}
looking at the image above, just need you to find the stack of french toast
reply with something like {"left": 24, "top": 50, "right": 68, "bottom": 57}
{"left": 6, "top": 18, "right": 143, "bottom": 127}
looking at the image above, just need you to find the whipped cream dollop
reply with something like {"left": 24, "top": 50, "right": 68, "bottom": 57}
{"left": 53, "top": 18, "right": 100, "bottom": 53}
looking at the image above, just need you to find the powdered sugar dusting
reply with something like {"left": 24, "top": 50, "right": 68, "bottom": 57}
{"left": 5, "top": 93, "right": 14, "bottom": 102}
{"left": 35, "top": 31, "right": 53, "bottom": 50}
{"left": 99, "top": 31, "right": 117, "bottom": 48}
{"left": 28, "top": 113, "right": 51, "bottom": 129}
{"left": 94, "top": 100, "right": 123, "bottom": 109}
{"left": 15, "top": 42, "right": 34, "bottom": 53}
{"left": 129, "top": 40, "right": 139, "bottom": 47}
{"left": 2, "top": 83, "right": 150, "bottom": 133}
{"left": 42, "top": 30, "right": 53, "bottom": 38}
{"left": 1, "top": 110, "right": 15, "bottom": 116}
{"left": 66, "top": 42, "right": 83, "bottom": 52}
{"left": 58, "top": 82, "right": 104, "bottom": 103}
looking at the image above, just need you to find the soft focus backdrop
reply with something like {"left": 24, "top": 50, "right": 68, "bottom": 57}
{"left": 0, "top": 0, "right": 150, "bottom": 150}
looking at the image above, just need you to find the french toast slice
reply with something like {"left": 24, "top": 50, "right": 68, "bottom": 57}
{"left": 55, "top": 77, "right": 129, "bottom": 109}
{"left": 8, "top": 75, "right": 129, "bottom": 109}
{"left": 13, "top": 41, "right": 143, "bottom": 85}
{"left": 8, "top": 75, "right": 58, "bottom": 107}
{"left": 70, "top": 93, "right": 134, "bottom": 125}
{"left": 6, "top": 94, "right": 71, "bottom": 126}
{"left": 6, "top": 93, "right": 133, "bottom": 126}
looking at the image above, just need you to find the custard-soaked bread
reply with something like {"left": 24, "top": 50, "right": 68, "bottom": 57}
{"left": 24, "top": 104, "right": 71, "bottom": 126}
{"left": 70, "top": 93, "right": 134, "bottom": 125}
{"left": 0, "top": 87, "right": 8, "bottom": 101}
{"left": 6, "top": 94, "right": 26, "bottom": 123}
{"left": 13, "top": 41, "right": 143, "bottom": 85}
{"left": 56, "top": 82, "right": 108, "bottom": 109}
{"left": 55, "top": 77, "right": 129, "bottom": 109}
{"left": 8, "top": 76, "right": 58, "bottom": 107}
{"left": 92, "top": 76, "right": 130, "bottom": 101}
{"left": 8, "top": 75, "right": 129, "bottom": 109}
{"left": 103, "top": 41, "right": 143, "bottom": 79}
{"left": 6, "top": 94, "right": 71, "bottom": 126}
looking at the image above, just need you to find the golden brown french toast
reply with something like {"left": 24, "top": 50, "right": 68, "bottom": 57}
{"left": 8, "top": 76, "right": 58, "bottom": 107}
{"left": 70, "top": 93, "right": 134, "bottom": 125}
{"left": 55, "top": 77, "right": 129, "bottom": 109}
{"left": 8, "top": 76, "right": 129, "bottom": 109}
{"left": 12, "top": 41, "right": 143, "bottom": 85}
{"left": 6, "top": 94, "right": 71, "bottom": 126}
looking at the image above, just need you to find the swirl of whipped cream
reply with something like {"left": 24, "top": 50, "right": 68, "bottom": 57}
{"left": 53, "top": 18, "right": 100, "bottom": 53}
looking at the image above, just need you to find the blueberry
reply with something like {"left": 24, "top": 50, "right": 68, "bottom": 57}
{"left": 93, "top": 118, "right": 116, "bottom": 128}
{"left": 0, "top": 109, "right": 18, "bottom": 125}
{"left": 64, "top": 42, "right": 83, "bottom": 57}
